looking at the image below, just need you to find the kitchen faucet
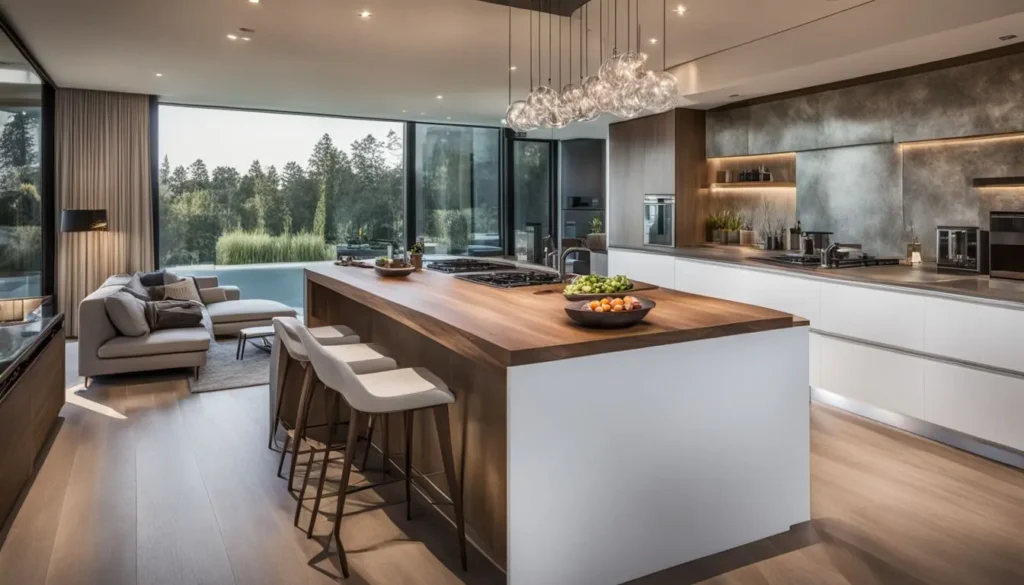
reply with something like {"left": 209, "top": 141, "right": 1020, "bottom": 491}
{"left": 558, "top": 247, "right": 589, "bottom": 282}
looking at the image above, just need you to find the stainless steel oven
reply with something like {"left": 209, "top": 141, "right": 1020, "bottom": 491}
{"left": 643, "top": 195, "right": 675, "bottom": 247}
{"left": 990, "top": 212, "right": 1024, "bottom": 280}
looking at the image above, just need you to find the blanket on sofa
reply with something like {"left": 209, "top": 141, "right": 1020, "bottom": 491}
{"left": 144, "top": 300, "right": 205, "bottom": 331}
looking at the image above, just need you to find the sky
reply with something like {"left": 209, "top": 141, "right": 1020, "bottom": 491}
{"left": 159, "top": 105, "right": 403, "bottom": 173}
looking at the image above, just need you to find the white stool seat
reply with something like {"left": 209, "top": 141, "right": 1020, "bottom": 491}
{"left": 354, "top": 367, "right": 454, "bottom": 414}
{"left": 311, "top": 324, "right": 359, "bottom": 345}
{"left": 325, "top": 343, "right": 397, "bottom": 375}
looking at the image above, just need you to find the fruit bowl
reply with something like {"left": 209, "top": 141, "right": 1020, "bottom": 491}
{"left": 374, "top": 265, "right": 416, "bottom": 278}
{"left": 564, "top": 297, "right": 655, "bottom": 329}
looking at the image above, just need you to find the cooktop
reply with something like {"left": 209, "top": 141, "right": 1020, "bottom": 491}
{"left": 456, "top": 271, "right": 562, "bottom": 288}
{"left": 426, "top": 259, "right": 513, "bottom": 274}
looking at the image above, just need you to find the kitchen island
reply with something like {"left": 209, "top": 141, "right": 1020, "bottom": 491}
{"left": 304, "top": 264, "right": 810, "bottom": 585}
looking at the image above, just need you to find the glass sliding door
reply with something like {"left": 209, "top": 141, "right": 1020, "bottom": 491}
{"left": 0, "top": 32, "right": 43, "bottom": 299}
{"left": 511, "top": 139, "right": 555, "bottom": 265}
{"left": 413, "top": 124, "right": 502, "bottom": 256}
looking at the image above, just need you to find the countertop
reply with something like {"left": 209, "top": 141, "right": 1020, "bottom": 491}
{"left": 0, "top": 312, "right": 64, "bottom": 398}
{"left": 305, "top": 264, "right": 801, "bottom": 366}
{"left": 610, "top": 244, "right": 1024, "bottom": 309}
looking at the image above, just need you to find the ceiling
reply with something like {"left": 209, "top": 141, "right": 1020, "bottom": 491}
{"left": 0, "top": 0, "right": 1022, "bottom": 137}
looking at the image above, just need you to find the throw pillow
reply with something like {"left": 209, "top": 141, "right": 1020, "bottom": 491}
{"left": 124, "top": 273, "right": 151, "bottom": 301}
{"left": 163, "top": 271, "right": 180, "bottom": 285}
{"left": 137, "top": 269, "right": 166, "bottom": 287}
{"left": 146, "top": 285, "right": 167, "bottom": 301}
{"left": 162, "top": 277, "right": 203, "bottom": 304}
{"left": 104, "top": 291, "right": 150, "bottom": 337}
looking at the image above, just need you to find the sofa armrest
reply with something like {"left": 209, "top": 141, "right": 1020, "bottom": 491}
{"left": 201, "top": 285, "right": 240, "bottom": 304}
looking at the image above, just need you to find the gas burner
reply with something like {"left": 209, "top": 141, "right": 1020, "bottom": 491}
{"left": 425, "top": 259, "right": 513, "bottom": 274}
{"left": 456, "top": 271, "right": 562, "bottom": 288}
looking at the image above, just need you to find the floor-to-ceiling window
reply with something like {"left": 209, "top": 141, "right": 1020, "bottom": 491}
{"left": 157, "top": 105, "right": 403, "bottom": 307}
{"left": 0, "top": 32, "right": 43, "bottom": 300}
{"left": 413, "top": 124, "right": 502, "bottom": 256}
{"left": 511, "top": 140, "right": 555, "bottom": 264}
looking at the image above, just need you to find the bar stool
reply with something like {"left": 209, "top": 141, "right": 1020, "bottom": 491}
{"left": 271, "top": 317, "right": 396, "bottom": 495}
{"left": 268, "top": 319, "right": 361, "bottom": 451}
{"left": 295, "top": 324, "right": 467, "bottom": 579}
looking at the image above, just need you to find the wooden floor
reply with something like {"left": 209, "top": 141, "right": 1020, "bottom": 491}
{"left": 0, "top": 343, "right": 1022, "bottom": 585}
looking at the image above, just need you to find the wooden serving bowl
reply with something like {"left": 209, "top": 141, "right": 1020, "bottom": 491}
{"left": 374, "top": 265, "right": 416, "bottom": 278}
{"left": 564, "top": 297, "right": 656, "bottom": 329}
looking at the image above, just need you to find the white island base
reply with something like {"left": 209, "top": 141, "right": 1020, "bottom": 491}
{"left": 507, "top": 326, "right": 810, "bottom": 585}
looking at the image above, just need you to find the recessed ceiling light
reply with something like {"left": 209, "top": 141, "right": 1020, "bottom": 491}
{"left": 999, "top": 34, "right": 1018, "bottom": 42}
{"left": 674, "top": 4, "right": 687, "bottom": 15}
{"left": 248, "top": 0, "right": 260, "bottom": 3}
{"left": 155, "top": 73, "right": 163, "bottom": 77}
{"left": 436, "top": 95, "right": 443, "bottom": 100}
{"left": 510, "top": 65, "right": 517, "bottom": 71}
{"left": 227, "top": 34, "right": 238, "bottom": 40}
{"left": 241, "top": 36, "right": 252, "bottom": 41}
{"left": 420, "top": 112, "right": 426, "bottom": 115}
{"left": 401, "top": 109, "right": 408, "bottom": 113}
{"left": 359, "top": 10, "right": 372, "bottom": 18}
{"left": 446, "top": 117, "right": 452, "bottom": 120}
{"left": 649, "top": 38, "right": 658, "bottom": 44}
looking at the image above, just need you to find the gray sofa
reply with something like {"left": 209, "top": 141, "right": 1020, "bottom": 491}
{"left": 78, "top": 274, "right": 296, "bottom": 380}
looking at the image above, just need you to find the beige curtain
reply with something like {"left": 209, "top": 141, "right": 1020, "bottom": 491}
{"left": 56, "top": 89, "right": 153, "bottom": 337}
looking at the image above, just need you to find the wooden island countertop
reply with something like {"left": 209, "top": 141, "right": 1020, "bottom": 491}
{"left": 305, "top": 264, "right": 801, "bottom": 368}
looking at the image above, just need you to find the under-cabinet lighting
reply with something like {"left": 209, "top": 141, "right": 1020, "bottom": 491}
{"left": 900, "top": 132, "right": 1024, "bottom": 149}
{"left": 706, "top": 152, "right": 796, "bottom": 162}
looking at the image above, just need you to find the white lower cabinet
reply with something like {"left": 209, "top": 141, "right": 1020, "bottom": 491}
{"left": 818, "top": 335, "right": 925, "bottom": 419}
{"left": 607, "top": 249, "right": 676, "bottom": 289}
{"left": 924, "top": 361, "right": 1024, "bottom": 452}
{"left": 673, "top": 259, "right": 821, "bottom": 325}
{"left": 613, "top": 249, "right": 1024, "bottom": 453}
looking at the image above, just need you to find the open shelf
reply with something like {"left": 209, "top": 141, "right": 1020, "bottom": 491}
{"left": 709, "top": 181, "right": 796, "bottom": 189}
{"left": 973, "top": 177, "right": 1024, "bottom": 188}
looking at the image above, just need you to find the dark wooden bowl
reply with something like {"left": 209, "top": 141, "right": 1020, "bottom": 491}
{"left": 374, "top": 265, "right": 416, "bottom": 278}
{"left": 564, "top": 297, "right": 656, "bottom": 329}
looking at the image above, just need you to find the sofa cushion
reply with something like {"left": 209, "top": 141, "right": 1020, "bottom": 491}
{"left": 163, "top": 277, "right": 203, "bottom": 304}
{"left": 98, "top": 328, "right": 211, "bottom": 359}
{"left": 125, "top": 273, "right": 151, "bottom": 301}
{"left": 104, "top": 291, "right": 150, "bottom": 337}
{"left": 102, "top": 274, "right": 133, "bottom": 288}
{"left": 200, "top": 287, "right": 228, "bottom": 304}
{"left": 137, "top": 269, "right": 166, "bottom": 287}
{"left": 205, "top": 299, "right": 296, "bottom": 324}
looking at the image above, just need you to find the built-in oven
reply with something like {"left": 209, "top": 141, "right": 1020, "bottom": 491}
{"left": 643, "top": 195, "right": 675, "bottom": 247}
{"left": 990, "top": 212, "right": 1024, "bottom": 280}
{"left": 936, "top": 226, "right": 988, "bottom": 274}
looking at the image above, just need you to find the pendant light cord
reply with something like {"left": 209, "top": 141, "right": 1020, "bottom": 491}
{"left": 508, "top": 0, "right": 511, "bottom": 105}
{"left": 529, "top": 0, "right": 533, "bottom": 91}
{"left": 663, "top": 0, "right": 667, "bottom": 70}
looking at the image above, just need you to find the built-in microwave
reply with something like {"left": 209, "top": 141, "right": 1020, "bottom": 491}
{"left": 936, "top": 226, "right": 988, "bottom": 274}
{"left": 990, "top": 212, "right": 1024, "bottom": 280}
{"left": 643, "top": 195, "right": 675, "bottom": 247}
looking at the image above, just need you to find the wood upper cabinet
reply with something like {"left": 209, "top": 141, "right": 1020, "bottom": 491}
{"left": 608, "top": 109, "right": 706, "bottom": 249}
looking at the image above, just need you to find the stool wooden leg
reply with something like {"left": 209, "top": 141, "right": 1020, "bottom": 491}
{"left": 382, "top": 414, "right": 391, "bottom": 478}
{"left": 433, "top": 405, "right": 467, "bottom": 570}
{"left": 235, "top": 336, "right": 242, "bottom": 360}
{"left": 276, "top": 434, "right": 290, "bottom": 478}
{"left": 404, "top": 411, "right": 414, "bottom": 521}
{"left": 268, "top": 356, "right": 291, "bottom": 450}
{"left": 332, "top": 407, "right": 363, "bottom": 579}
{"left": 361, "top": 415, "right": 375, "bottom": 470}
{"left": 287, "top": 366, "right": 316, "bottom": 491}
{"left": 294, "top": 445, "right": 316, "bottom": 528}
{"left": 306, "top": 390, "right": 338, "bottom": 538}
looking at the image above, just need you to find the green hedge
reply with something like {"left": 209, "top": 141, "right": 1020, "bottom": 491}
{"left": 215, "top": 231, "right": 333, "bottom": 265}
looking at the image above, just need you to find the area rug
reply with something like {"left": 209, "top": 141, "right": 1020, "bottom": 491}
{"left": 191, "top": 338, "right": 271, "bottom": 393}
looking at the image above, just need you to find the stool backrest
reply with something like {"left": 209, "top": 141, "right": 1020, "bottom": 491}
{"left": 294, "top": 321, "right": 374, "bottom": 411}
{"left": 272, "top": 317, "right": 309, "bottom": 362}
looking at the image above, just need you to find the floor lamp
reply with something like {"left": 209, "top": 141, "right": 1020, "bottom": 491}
{"left": 60, "top": 208, "right": 108, "bottom": 310}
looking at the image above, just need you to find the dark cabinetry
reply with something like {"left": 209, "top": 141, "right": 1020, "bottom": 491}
{"left": 0, "top": 323, "right": 65, "bottom": 529}
{"left": 609, "top": 109, "right": 706, "bottom": 249}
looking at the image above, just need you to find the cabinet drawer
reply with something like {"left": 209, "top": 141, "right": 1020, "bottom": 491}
{"left": 924, "top": 361, "right": 1024, "bottom": 452}
{"left": 923, "top": 297, "right": 1024, "bottom": 374}
{"left": 817, "top": 335, "right": 925, "bottom": 419}
{"left": 674, "top": 260, "right": 820, "bottom": 324}
{"left": 818, "top": 282, "right": 925, "bottom": 351}
{"left": 608, "top": 250, "right": 676, "bottom": 289}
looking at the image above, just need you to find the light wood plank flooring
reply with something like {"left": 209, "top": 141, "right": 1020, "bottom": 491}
{"left": 0, "top": 343, "right": 1022, "bottom": 584}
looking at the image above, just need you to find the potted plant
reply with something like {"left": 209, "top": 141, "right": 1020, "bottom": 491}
{"left": 409, "top": 240, "right": 425, "bottom": 270}
{"left": 740, "top": 219, "right": 755, "bottom": 246}
{"left": 586, "top": 216, "right": 607, "bottom": 251}
{"left": 724, "top": 211, "right": 743, "bottom": 245}
{"left": 705, "top": 213, "right": 721, "bottom": 243}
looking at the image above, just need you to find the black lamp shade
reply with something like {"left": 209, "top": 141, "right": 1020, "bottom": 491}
{"left": 61, "top": 209, "right": 108, "bottom": 232}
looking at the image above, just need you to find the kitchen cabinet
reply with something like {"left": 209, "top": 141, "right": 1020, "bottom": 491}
{"left": 818, "top": 282, "right": 925, "bottom": 352}
{"left": 922, "top": 297, "right": 1024, "bottom": 373}
{"left": 924, "top": 361, "right": 1024, "bottom": 452}
{"left": 608, "top": 109, "right": 706, "bottom": 249}
{"left": 818, "top": 335, "right": 926, "bottom": 419}
{"left": 607, "top": 249, "right": 675, "bottom": 289}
